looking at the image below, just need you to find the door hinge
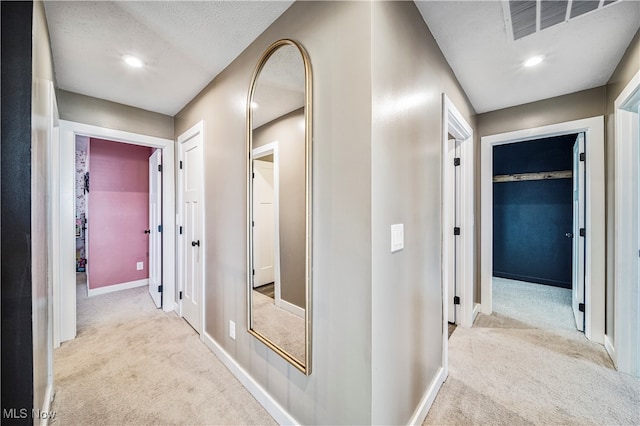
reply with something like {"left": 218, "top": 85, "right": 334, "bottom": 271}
{"left": 158, "top": 285, "right": 163, "bottom": 293}
{"left": 179, "top": 161, "right": 183, "bottom": 169}
{"left": 252, "top": 172, "right": 255, "bottom": 179}
{"left": 578, "top": 303, "right": 585, "bottom": 312}
{"left": 179, "top": 291, "right": 183, "bottom": 300}
{"left": 579, "top": 152, "right": 585, "bottom": 162}
{"left": 252, "top": 269, "right": 255, "bottom": 276}
{"left": 252, "top": 220, "right": 254, "bottom": 227}
{"left": 579, "top": 228, "right": 585, "bottom": 237}
{"left": 453, "top": 296, "right": 460, "bottom": 305}
{"left": 158, "top": 164, "right": 163, "bottom": 172}
{"left": 454, "top": 157, "right": 461, "bottom": 166}
{"left": 179, "top": 226, "right": 183, "bottom": 235}
{"left": 454, "top": 227, "right": 461, "bottom": 236}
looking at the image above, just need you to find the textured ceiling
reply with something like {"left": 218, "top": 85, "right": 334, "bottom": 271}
{"left": 415, "top": 0, "right": 639, "bottom": 113}
{"left": 45, "top": 1, "right": 639, "bottom": 117}
{"left": 253, "top": 44, "right": 305, "bottom": 129}
{"left": 44, "top": 1, "right": 294, "bottom": 116}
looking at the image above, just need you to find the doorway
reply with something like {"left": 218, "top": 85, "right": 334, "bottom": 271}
{"left": 442, "top": 94, "right": 475, "bottom": 332}
{"left": 491, "top": 133, "right": 583, "bottom": 331}
{"left": 55, "top": 121, "right": 176, "bottom": 346}
{"left": 480, "top": 116, "right": 605, "bottom": 343}
{"left": 74, "top": 136, "right": 156, "bottom": 300}
{"left": 251, "top": 141, "right": 288, "bottom": 313}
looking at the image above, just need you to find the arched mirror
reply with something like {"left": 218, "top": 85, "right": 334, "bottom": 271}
{"left": 247, "top": 39, "right": 312, "bottom": 374}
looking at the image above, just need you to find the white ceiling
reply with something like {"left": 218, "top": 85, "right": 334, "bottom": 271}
{"left": 415, "top": 0, "right": 640, "bottom": 113}
{"left": 44, "top": 1, "right": 294, "bottom": 116}
{"left": 253, "top": 44, "right": 305, "bottom": 129}
{"left": 45, "top": 1, "right": 640, "bottom": 117}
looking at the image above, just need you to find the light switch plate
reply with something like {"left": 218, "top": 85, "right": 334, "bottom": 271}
{"left": 229, "top": 320, "right": 236, "bottom": 340}
{"left": 391, "top": 224, "right": 404, "bottom": 252}
{"left": 136, "top": 261, "right": 144, "bottom": 270}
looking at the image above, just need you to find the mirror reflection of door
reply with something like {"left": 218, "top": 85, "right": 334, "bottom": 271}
{"left": 253, "top": 157, "right": 276, "bottom": 289}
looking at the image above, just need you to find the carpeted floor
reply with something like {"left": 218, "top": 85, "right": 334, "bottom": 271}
{"left": 51, "top": 282, "right": 276, "bottom": 425}
{"left": 54, "top": 276, "right": 639, "bottom": 425}
{"left": 254, "top": 282, "right": 275, "bottom": 299}
{"left": 448, "top": 323, "right": 457, "bottom": 339}
{"left": 251, "top": 290, "right": 305, "bottom": 363}
{"left": 425, "top": 278, "right": 640, "bottom": 425}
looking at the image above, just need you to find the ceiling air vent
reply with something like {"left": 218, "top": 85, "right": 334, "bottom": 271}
{"left": 505, "top": 0, "right": 619, "bottom": 41}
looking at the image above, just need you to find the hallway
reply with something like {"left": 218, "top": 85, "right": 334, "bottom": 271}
{"left": 53, "top": 276, "right": 640, "bottom": 424}
{"left": 51, "top": 284, "right": 275, "bottom": 425}
{"left": 425, "top": 280, "right": 640, "bottom": 425}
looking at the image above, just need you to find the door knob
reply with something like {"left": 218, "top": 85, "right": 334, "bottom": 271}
{"left": 565, "top": 232, "right": 573, "bottom": 238}
{"left": 144, "top": 229, "right": 151, "bottom": 234}
{"left": 192, "top": 240, "right": 200, "bottom": 247}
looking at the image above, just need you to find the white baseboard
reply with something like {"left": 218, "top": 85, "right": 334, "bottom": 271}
{"left": 87, "top": 278, "right": 148, "bottom": 297}
{"left": 407, "top": 366, "right": 446, "bottom": 426}
{"left": 203, "top": 332, "right": 299, "bottom": 425}
{"left": 604, "top": 334, "right": 617, "bottom": 367}
{"left": 39, "top": 384, "right": 54, "bottom": 426}
{"left": 472, "top": 303, "right": 481, "bottom": 323}
{"left": 280, "top": 299, "right": 305, "bottom": 318}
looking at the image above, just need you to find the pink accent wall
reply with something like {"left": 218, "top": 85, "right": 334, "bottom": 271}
{"left": 88, "top": 138, "right": 152, "bottom": 289}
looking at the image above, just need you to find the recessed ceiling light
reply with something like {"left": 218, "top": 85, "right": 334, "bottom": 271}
{"left": 251, "top": 101, "right": 259, "bottom": 109}
{"left": 524, "top": 55, "right": 544, "bottom": 67}
{"left": 123, "top": 55, "right": 144, "bottom": 68}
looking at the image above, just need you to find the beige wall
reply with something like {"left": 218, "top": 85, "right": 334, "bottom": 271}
{"left": 254, "top": 109, "right": 306, "bottom": 309}
{"left": 32, "top": 0, "right": 56, "bottom": 414}
{"left": 477, "top": 86, "right": 606, "bottom": 137}
{"left": 370, "top": 2, "right": 476, "bottom": 424}
{"left": 175, "top": 2, "right": 373, "bottom": 423}
{"left": 175, "top": 2, "right": 478, "bottom": 421}
{"left": 57, "top": 89, "right": 174, "bottom": 139}
{"left": 604, "top": 29, "right": 640, "bottom": 341}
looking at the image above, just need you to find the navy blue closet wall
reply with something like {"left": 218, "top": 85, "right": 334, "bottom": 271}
{"left": 493, "top": 134, "right": 577, "bottom": 288}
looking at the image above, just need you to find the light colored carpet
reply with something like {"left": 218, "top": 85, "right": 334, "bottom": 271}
{"left": 252, "top": 290, "right": 305, "bottom": 363}
{"left": 425, "top": 279, "right": 640, "bottom": 425}
{"left": 492, "top": 277, "right": 576, "bottom": 331}
{"left": 51, "top": 283, "right": 276, "bottom": 425}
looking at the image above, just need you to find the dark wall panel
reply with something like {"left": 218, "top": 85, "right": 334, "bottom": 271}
{"left": 493, "top": 135, "right": 576, "bottom": 288}
{"left": 1, "top": 1, "right": 35, "bottom": 423}
{"left": 493, "top": 179, "right": 573, "bottom": 287}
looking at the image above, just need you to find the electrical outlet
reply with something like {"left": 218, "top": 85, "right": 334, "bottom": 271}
{"left": 229, "top": 320, "right": 236, "bottom": 340}
{"left": 136, "top": 262, "right": 143, "bottom": 270}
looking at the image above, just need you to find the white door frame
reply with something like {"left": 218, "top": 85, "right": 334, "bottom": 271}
{"left": 480, "top": 116, "right": 605, "bottom": 343}
{"left": 55, "top": 120, "right": 176, "bottom": 346}
{"left": 177, "top": 121, "right": 205, "bottom": 338}
{"left": 614, "top": 69, "right": 640, "bottom": 376}
{"left": 442, "top": 94, "right": 475, "bottom": 331}
{"left": 251, "top": 142, "right": 282, "bottom": 309}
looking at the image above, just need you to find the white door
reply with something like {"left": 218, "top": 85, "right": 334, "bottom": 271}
{"left": 148, "top": 150, "right": 162, "bottom": 308}
{"left": 253, "top": 159, "right": 275, "bottom": 288}
{"left": 448, "top": 138, "right": 461, "bottom": 323}
{"left": 180, "top": 134, "right": 203, "bottom": 333}
{"left": 572, "top": 133, "right": 586, "bottom": 331}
